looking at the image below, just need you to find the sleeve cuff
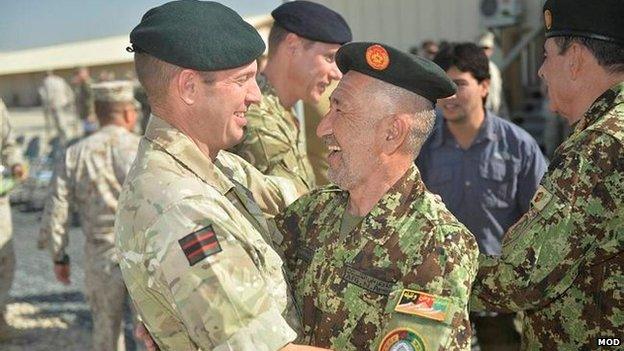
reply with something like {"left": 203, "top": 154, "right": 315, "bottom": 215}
{"left": 213, "top": 306, "right": 297, "bottom": 351}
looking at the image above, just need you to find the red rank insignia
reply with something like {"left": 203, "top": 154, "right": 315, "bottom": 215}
{"left": 366, "top": 44, "right": 390, "bottom": 70}
{"left": 178, "top": 225, "right": 222, "bottom": 266}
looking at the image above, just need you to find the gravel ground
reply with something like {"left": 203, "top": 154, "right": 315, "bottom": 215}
{"left": 2, "top": 208, "right": 136, "bottom": 350}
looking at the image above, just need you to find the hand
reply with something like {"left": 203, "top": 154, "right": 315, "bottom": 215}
{"left": 11, "top": 164, "right": 26, "bottom": 181}
{"left": 134, "top": 322, "right": 159, "bottom": 351}
{"left": 54, "top": 263, "right": 71, "bottom": 285}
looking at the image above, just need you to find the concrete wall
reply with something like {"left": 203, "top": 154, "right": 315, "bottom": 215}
{"left": 313, "top": 0, "right": 482, "bottom": 51}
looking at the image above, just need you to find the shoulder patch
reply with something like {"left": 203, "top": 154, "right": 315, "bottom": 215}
{"left": 178, "top": 225, "right": 222, "bottom": 266}
{"left": 379, "top": 328, "right": 426, "bottom": 351}
{"left": 394, "top": 289, "right": 450, "bottom": 322}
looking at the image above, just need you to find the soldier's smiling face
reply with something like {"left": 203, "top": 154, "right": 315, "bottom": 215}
{"left": 195, "top": 61, "right": 261, "bottom": 152}
{"left": 291, "top": 40, "right": 342, "bottom": 104}
{"left": 317, "top": 71, "right": 384, "bottom": 189}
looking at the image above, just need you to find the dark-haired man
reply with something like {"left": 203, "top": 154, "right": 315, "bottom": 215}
{"left": 230, "top": 0, "right": 352, "bottom": 194}
{"left": 416, "top": 43, "right": 546, "bottom": 350}
{"left": 470, "top": 0, "right": 624, "bottom": 349}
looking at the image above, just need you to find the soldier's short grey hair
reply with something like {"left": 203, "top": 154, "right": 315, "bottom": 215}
{"left": 363, "top": 79, "right": 436, "bottom": 155}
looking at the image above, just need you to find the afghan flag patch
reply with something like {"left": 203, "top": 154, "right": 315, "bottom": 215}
{"left": 178, "top": 225, "right": 222, "bottom": 266}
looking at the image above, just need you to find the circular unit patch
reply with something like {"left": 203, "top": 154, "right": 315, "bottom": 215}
{"left": 378, "top": 328, "right": 426, "bottom": 351}
{"left": 366, "top": 44, "right": 390, "bottom": 70}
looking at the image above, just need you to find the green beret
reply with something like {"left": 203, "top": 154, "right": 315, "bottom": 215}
{"left": 336, "top": 42, "right": 457, "bottom": 103}
{"left": 543, "top": 0, "right": 624, "bottom": 45}
{"left": 128, "top": 0, "right": 265, "bottom": 71}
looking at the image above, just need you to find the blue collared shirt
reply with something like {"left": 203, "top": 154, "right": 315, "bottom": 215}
{"left": 416, "top": 111, "right": 547, "bottom": 255}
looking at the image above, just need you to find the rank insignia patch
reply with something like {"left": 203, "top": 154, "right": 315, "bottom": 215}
{"left": 178, "top": 225, "right": 222, "bottom": 266}
{"left": 394, "top": 289, "right": 450, "bottom": 322}
{"left": 378, "top": 328, "right": 426, "bottom": 351}
{"left": 366, "top": 44, "right": 390, "bottom": 70}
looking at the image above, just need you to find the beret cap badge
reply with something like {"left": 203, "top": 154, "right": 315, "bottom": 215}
{"left": 544, "top": 9, "right": 553, "bottom": 30}
{"left": 365, "top": 44, "right": 390, "bottom": 71}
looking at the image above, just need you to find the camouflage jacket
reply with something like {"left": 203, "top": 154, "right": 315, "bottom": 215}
{"left": 229, "top": 74, "right": 316, "bottom": 193}
{"left": 276, "top": 165, "right": 479, "bottom": 351}
{"left": 39, "top": 125, "right": 140, "bottom": 270}
{"left": 471, "top": 82, "right": 624, "bottom": 350}
{"left": 115, "top": 115, "right": 300, "bottom": 351}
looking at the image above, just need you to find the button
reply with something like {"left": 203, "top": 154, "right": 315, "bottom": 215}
{"left": 465, "top": 181, "right": 471, "bottom": 187}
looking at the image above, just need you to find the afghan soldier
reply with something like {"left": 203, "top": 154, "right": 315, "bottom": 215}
{"left": 115, "top": 2, "right": 326, "bottom": 350}
{"left": 0, "top": 99, "right": 25, "bottom": 340}
{"left": 275, "top": 42, "right": 479, "bottom": 350}
{"left": 38, "top": 81, "right": 141, "bottom": 351}
{"left": 229, "top": 1, "right": 352, "bottom": 194}
{"left": 470, "top": 0, "right": 624, "bottom": 349}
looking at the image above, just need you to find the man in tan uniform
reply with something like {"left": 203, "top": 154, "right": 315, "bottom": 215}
{"left": 116, "top": 2, "right": 326, "bottom": 350}
{"left": 230, "top": 1, "right": 352, "bottom": 193}
{"left": 0, "top": 99, "right": 25, "bottom": 340}
{"left": 38, "top": 81, "right": 140, "bottom": 351}
{"left": 303, "top": 81, "right": 336, "bottom": 186}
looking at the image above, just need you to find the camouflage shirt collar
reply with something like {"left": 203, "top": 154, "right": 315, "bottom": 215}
{"left": 144, "top": 114, "right": 234, "bottom": 195}
{"left": 257, "top": 73, "right": 278, "bottom": 97}
{"left": 335, "top": 164, "right": 425, "bottom": 243}
{"left": 577, "top": 82, "right": 624, "bottom": 131}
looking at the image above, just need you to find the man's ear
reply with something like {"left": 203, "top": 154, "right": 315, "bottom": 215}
{"left": 176, "top": 69, "right": 200, "bottom": 105}
{"left": 284, "top": 32, "right": 302, "bottom": 55}
{"left": 567, "top": 42, "right": 585, "bottom": 81}
{"left": 382, "top": 114, "right": 409, "bottom": 154}
{"left": 479, "top": 78, "right": 490, "bottom": 99}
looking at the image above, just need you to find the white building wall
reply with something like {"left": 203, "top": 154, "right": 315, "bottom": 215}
{"left": 313, "top": 0, "right": 482, "bottom": 51}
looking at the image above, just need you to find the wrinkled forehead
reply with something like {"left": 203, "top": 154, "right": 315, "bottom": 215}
{"left": 331, "top": 71, "right": 374, "bottom": 104}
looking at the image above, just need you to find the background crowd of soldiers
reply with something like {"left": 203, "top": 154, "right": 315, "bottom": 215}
{"left": 1, "top": 0, "right": 622, "bottom": 350}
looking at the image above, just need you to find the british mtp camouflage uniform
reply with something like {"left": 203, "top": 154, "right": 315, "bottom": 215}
{"left": 115, "top": 115, "right": 301, "bottom": 350}
{"left": 0, "top": 99, "right": 23, "bottom": 327}
{"left": 471, "top": 83, "right": 624, "bottom": 350}
{"left": 39, "top": 123, "right": 140, "bottom": 351}
{"left": 229, "top": 74, "right": 316, "bottom": 194}
{"left": 303, "top": 80, "right": 336, "bottom": 186}
{"left": 276, "top": 164, "right": 479, "bottom": 350}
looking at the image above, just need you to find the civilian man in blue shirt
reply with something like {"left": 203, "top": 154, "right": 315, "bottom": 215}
{"left": 416, "top": 43, "right": 547, "bottom": 351}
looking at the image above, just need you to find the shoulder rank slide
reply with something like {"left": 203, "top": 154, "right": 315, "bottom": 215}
{"left": 178, "top": 225, "right": 222, "bottom": 266}
{"left": 394, "top": 289, "right": 450, "bottom": 322}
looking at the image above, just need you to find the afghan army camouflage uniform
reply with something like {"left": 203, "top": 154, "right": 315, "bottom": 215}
{"left": 115, "top": 115, "right": 301, "bottom": 350}
{"left": 39, "top": 124, "right": 140, "bottom": 351}
{"left": 0, "top": 99, "right": 22, "bottom": 327}
{"left": 471, "top": 83, "right": 624, "bottom": 350}
{"left": 229, "top": 74, "right": 316, "bottom": 194}
{"left": 275, "top": 164, "right": 479, "bottom": 350}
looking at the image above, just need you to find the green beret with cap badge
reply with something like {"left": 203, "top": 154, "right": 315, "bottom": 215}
{"left": 128, "top": 0, "right": 265, "bottom": 71}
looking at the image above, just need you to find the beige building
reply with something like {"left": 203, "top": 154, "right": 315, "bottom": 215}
{"left": 0, "top": 15, "right": 273, "bottom": 107}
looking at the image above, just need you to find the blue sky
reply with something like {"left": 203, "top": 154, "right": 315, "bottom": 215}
{"left": 0, "top": 0, "right": 281, "bottom": 52}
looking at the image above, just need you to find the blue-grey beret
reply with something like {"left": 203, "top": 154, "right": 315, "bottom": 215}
{"left": 271, "top": 1, "right": 352, "bottom": 44}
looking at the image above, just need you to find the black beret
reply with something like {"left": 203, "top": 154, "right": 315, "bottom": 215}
{"left": 336, "top": 42, "right": 457, "bottom": 103}
{"left": 271, "top": 1, "right": 352, "bottom": 44}
{"left": 129, "top": 0, "right": 265, "bottom": 71}
{"left": 543, "top": 0, "right": 624, "bottom": 45}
